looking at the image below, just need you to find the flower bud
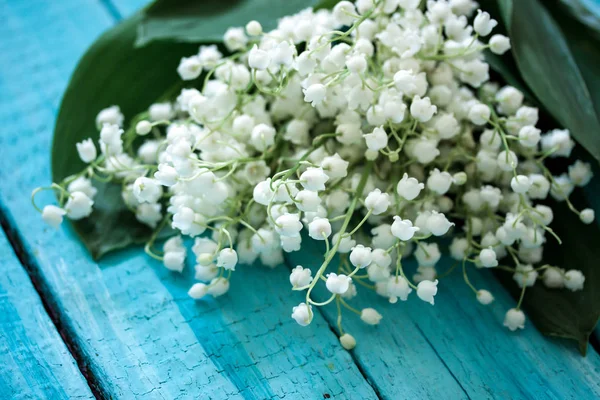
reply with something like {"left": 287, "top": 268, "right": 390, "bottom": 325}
{"left": 339, "top": 333, "right": 356, "bottom": 350}
{"left": 360, "top": 308, "right": 382, "bottom": 325}
{"left": 416, "top": 279, "right": 438, "bottom": 305}
{"left": 292, "top": 302, "right": 312, "bottom": 326}
{"left": 503, "top": 308, "right": 525, "bottom": 331}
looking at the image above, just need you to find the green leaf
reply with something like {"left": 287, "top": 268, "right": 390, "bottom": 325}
{"left": 510, "top": 0, "right": 600, "bottom": 163}
{"left": 544, "top": 2, "right": 600, "bottom": 136}
{"left": 496, "top": 193, "right": 600, "bottom": 355}
{"left": 136, "top": 0, "right": 325, "bottom": 47}
{"left": 52, "top": 13, "right": 199, "bottom": 259}
{"left": 556, "top": 0, "right": 600, "bottom": 38}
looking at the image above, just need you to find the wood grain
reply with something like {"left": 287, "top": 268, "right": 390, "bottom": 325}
{"left": 0, "top": 229, "right": 93, "bottom": 399}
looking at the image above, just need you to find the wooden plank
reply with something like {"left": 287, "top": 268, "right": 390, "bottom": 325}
{"left": 288, "top": 243, "right": 600, "bottom": 399}
{"left": 0, "top": 229, "right": 94, "bottom": 399}
{"left": 0, "top": 0, "right": 378, "bottom": 398}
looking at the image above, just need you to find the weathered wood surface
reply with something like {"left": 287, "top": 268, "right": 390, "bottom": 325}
{"left": 0, "top": 229, "right": 94, "bottom": 399}
{"left": 0, "top": 0, "right": 599, "bottom": 399}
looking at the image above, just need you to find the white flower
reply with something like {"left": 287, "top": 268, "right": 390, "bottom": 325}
{"left": 489, "top": 34, "right": 511, "bottom": 54}
{"left": 528, "top": 174, "right": 550, "bottom": 199}
{"left": 164, "top": 251, "right": 186, "bottom": 272}
{"left": 96, "top": 105, "right": 123, "bottom": 127}
{"left": 321, "top": 153, "right": 349, "bottom": 179}
{"left": 332, "top": 232, "right": 356, "bottom": 253}
{"left": 216, "top": 248, "right": 238, "bottom": 270}
{"left": 136, "top": 120, "right": 153, "bottom": 136}
{"left": 333, "top": 1, "right": 357, "bottom": 25}
{"left": 416, "top": 279, "right": 438, "bottom": 305}
{"left": 510, "top": 175, "right": 531, "bottom": 194}
{"left": 224, "top": 27, "right": 247, "bottom": 51}
{"left": 360, "top": 308, "right": 382, "bottom": 325}
{"left": 479, "top": 247, "right": 498, "bottom": 268}
{"left": 149, "top": 103, "right": 174, "bottom": 122}
{"left": 503, "top": 308, "right": 525, "bottom": 331}
{"left": 326, "top": 273, "right": 352, "bottom": 294}
{"left": 188, "top": 283, "right": 208, "bottom": 299}
{"left": 387, "top": 276, "right": 412, "bottom": 303}
{"left": 245, "top": 20, "right": 262, "bottom": 36}
{"left": 295, "top": 190, "right": 321, "bottom": 212}
{"left": 414, "top": 242, "right": 441, "bottom": 267}
{"left": 292, "top": 302, "right": 312, "bottom": 326}
{"left": 42, "top": 205, "right": 66, "bottom": 228}
{"left": 207, "top": 277, "right": 230, "bottom": 297}
{"left": 346, "top": 54, "right": 367, "bottom": 74}
{"left": 136, "top": 203, "right": 161, "bottom": 228}
{"left": 65, "top": 192, "right": 94, "bottom": 220}
{"left": 543, "top": 268, "right": 565, "bottom": 289}
{"left": 303, "top": 84, "right": 327, "bottom": 106}
{"left": 396, "top": 173, "right": 424, "bottom": 200}
{"left": 391, "top": 216, "right": 420, "bottom": 241}
{"left": 133, "top": 177, "right": 163, "bottom": 203}
{"left": 276, "top": 214, "right": 302, "bottom": 237}
{"left": 513, "top": 265, "right": 538, "bottom": 287}
{"left": 350, "top": 245, "right": 372, "bottom": 268}
{"left": 281, "top": 235, "right": 302, "bottom": 252}
{"left": 518, "top": 126, "right": 541, "bottom": 148}
{"left": 177, "top": 56, "right": 202, "bottom": 80}
{"left": 339, "top": 333, "right": 356, "bottom": 350}
{"left": 427, "top": 169, "right": 453, "bottom": 195}
{"left": 250, "top": 123, "right": 276, "bottom": 151}
{"left": 497, "top": 150, "right": 518, "bottom": 171}
{"left": 496, "top": 86, "right": 524, "bottom": 115}
{"left": 468, "top": 103, "right": 490, "bottom": 125}
{"left": 450, "top": 237, "right": 469, "bottom": 260}
{"left": 308, "top": 217, "right": 332, "bottom": 240}
{"left": 363, "top": 126, "right": 388, "bottom": 151}
{"left": 364, "top": 189, "right": 390, "bottom": 215}
{"left": 569, "top": 161, "right": 593, "bottom": 187}
{"left": 154, "top": 164, "right": 178, "bottom": 187}
{"left": 473, "top": 10, "right": 497, "bottom": 36}
{"left": 580, "top": 209, "right": 595, "bottom": 224}
{"left": 564, "top": 270, "right": 585, "bottom": 291}
{"left": 99, "top": 123, "right": 123, "bottom": 154}
{"left": 433, "top": 113, "right": 460, "bottom": 139}
{"left": 67, "top": 177, "right": 97, "bottom": 199}
{"left": 393, "top": 70, "right": 417, "bottom": 93}
{"left": 76, "top": 138, "right": 97, "bottom": 163}
{"left": 410, "top": 95, "right": 437, "bottom": 122}
{"left": 300, "top": 167, "right": 329, "bottom": 191}
{"left": 476, "top": 290, "right": 494, "bottom": 305}
{"left": 426, "top": 211, "right": 454, "bottom": 236}
{"left": 290, "top": 266, "right": 312, "bottom": 288}
{"left": 248, "top": 45, "right": 270, "bottom": 70}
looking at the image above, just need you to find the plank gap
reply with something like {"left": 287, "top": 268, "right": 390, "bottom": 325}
{"left": 0, "top": 205, "right": 104, "bottom": 400}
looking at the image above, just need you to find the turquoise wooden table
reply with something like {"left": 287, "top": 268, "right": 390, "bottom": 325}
{"left": 1, "top": 1, "right": 600, "bottom": 399}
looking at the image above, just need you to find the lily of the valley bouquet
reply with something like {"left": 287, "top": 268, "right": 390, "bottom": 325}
{"left": 35, "top": 0, "right": 600, "bottom": 352}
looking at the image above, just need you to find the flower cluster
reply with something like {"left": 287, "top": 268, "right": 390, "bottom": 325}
{"left": 34, "top": 0, "right": 594, "bottom": 349}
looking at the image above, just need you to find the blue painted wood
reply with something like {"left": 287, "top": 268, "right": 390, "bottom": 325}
{"left": 0, "top": 1, "right": 378, "bottom": 398}
{"left": 1, "top": 0, "right": 599, "bottom": 399}
{"left": 289, "top": 243, "right": 600, "bottom": 399}
{"left": 0, "top": 230, "right": 94, "bottom": 399}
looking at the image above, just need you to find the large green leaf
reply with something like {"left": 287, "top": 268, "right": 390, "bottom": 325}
{"left": 557, "top": 0, "right": 600, "bottom": 38}
{"left": 136, "top": 0, "right": 324, "bottom": 47}
{"left": 509, "top": 0, "right": 600, "bottom": 163}
{"left": 52, "top": 13, "right": 198, "bottom": 259}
